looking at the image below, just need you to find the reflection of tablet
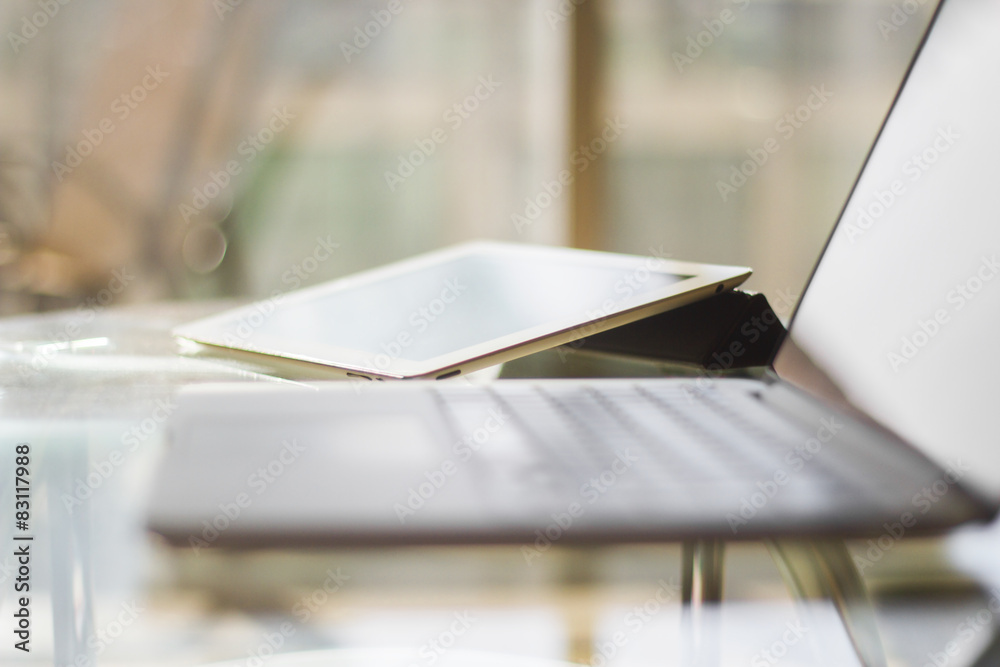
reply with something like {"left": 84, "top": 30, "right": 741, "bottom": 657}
{"left": 174, "top": 242, "right": 751, "bottom": 380}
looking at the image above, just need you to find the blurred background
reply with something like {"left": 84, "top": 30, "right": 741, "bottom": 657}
{"left": 10, "top": 4, "right": 999, "bottom": 667}
{"left": 0, "top": 0, "right": 933, "bottom": 318}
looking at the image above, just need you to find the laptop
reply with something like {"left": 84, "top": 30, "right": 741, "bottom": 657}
{"left": 148, "top": 0, "right": 1000, "bottom": 547}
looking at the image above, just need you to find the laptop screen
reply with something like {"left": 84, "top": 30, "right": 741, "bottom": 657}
{"left": 774, "top": 0, "right": 1000, "bottom": 500}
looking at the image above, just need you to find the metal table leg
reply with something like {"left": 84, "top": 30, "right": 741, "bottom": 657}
{"left": 766, "top": 540, "right": 887, "bottom": 667}
{"left": 681, "top": 540, "right": 725, "bottom": 667}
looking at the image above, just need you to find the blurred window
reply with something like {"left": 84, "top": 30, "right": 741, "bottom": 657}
{"left": 0, "top": 0, "right": 933, "bottom": 315}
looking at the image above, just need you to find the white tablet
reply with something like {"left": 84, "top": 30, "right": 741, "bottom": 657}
{"left": 173, "top": 242, "right": 750, "bottom": 379}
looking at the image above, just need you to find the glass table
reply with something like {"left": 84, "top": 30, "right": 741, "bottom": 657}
{"left": 1, "top": 302, "right": 997, "bottom": 667}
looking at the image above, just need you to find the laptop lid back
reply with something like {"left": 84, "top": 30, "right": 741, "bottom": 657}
{"left": 774, "top": 0, "right": 1000, "bottom": 501}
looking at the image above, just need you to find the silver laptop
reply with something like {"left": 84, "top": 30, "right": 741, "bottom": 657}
{"left": 148, "top": 0, "right": 1000, "bottom": 547}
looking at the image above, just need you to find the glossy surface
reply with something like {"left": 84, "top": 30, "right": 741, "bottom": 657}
{"left": 174, "top": 243, "right": 747, "bottom": 378}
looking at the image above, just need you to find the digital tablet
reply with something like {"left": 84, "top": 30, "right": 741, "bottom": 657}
{"left": 173, "top": 242, "right": 751, "bottom": 379}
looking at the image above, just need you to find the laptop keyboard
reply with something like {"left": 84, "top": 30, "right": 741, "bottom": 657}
{"left": 431, "top": 380, "right": 857, "bottom": 515}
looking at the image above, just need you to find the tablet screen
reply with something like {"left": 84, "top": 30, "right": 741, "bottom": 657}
{"left": 257, "top": 253, "right": 688, "bottom": 363}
